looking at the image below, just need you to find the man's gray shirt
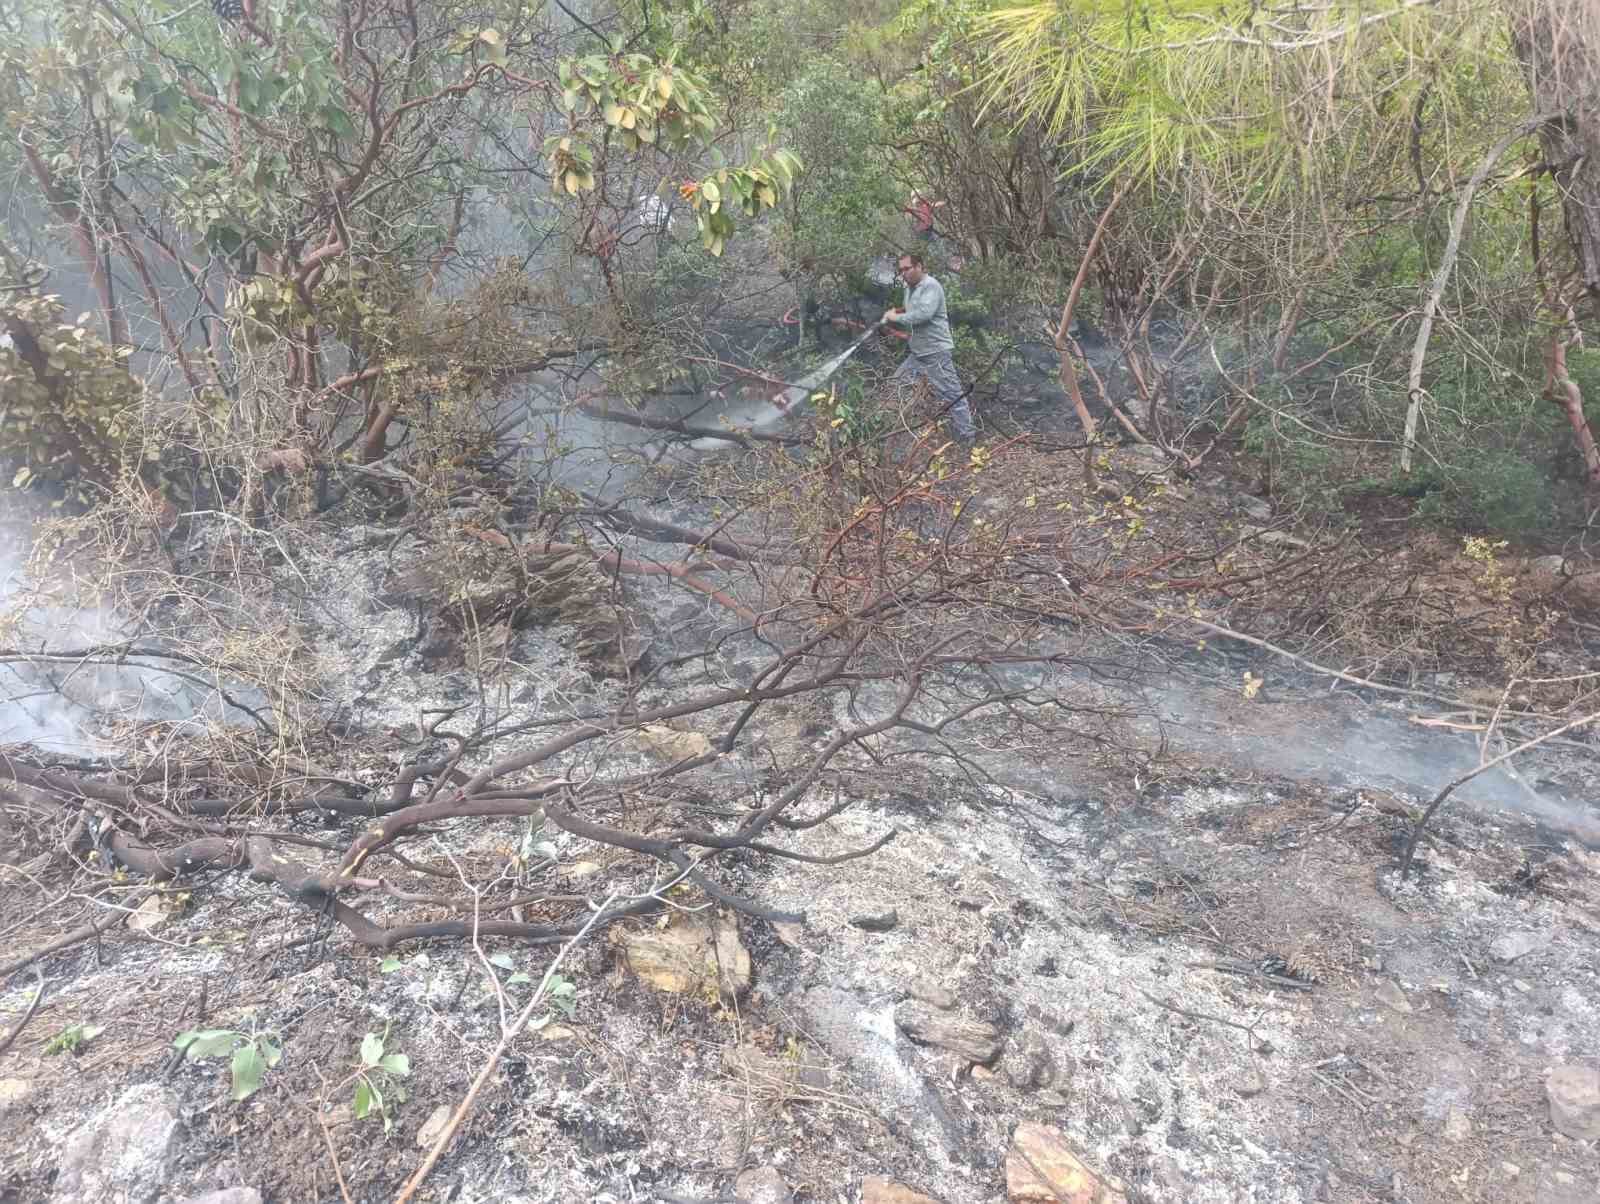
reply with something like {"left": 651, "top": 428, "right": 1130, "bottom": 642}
{"left": 889, "top": 274, "right": 955, "bottom": 356}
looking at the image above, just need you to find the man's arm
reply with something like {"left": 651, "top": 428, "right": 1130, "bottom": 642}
{"left": 884, "top": 279, "right": 942, "bottom": 329}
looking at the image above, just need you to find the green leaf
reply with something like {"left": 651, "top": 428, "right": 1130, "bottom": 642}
{"left": 323, "top": 106, "right": 356, "bottom": 140}
{"left": 507, "top": 972, "right": 532, "bottom": 986}
{"left": 230, "top": 1042, "right": 267, "bottom": 1100}
{"left": 359, "top": 1032, "right": 384, "bottom": 1067}
{"left": 379, "top": 956, "right": 403, "bottom": 973}
{"left": 180, "top": 1030, "right": 242, "bottom": 1059}
{"left": 260, "top": 1038, "right": 283, "bottom": 1069}
{"left": 378, "top": 1053, "right": 411, "bottom": 1076}
{"left": 354, "top": 1079, "right": 375, "bottom": 1120}
{"left": 487, "top": 952, "right": 515, "bottom": 971}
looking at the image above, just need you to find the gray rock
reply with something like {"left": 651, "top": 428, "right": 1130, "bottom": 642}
{"left": 1529, "top": 555, "right": 1569, "bottom": 578}
{"left": 174, "top": 1191, "right": 263, "bottom": 1204}
{"left": 735, "top": 1166, "right": 793, "bottom": 1204}
{"left": 1003, "top": 1034, "right": 1058, "bottom": 1091}
{"left": 896, "top": 1000, "right": 1002, "bottom": 1064}
{"left": 416, "top": 1103, "right": 452, "bottom": 1150}
{"left": 1489, "top": 930, "right": 1551, "bottom": 963}
{"left": 1235, "top": 494, "right": 1273, "bottom": 522}
{"left": 850, "top": 908, "right": 899, "bottom": 933}
{"left": 908, "top": 979, "right": 958, "bottom": 1010}
{"left": 1375, "top": 979, "right": 1413, "bottom": 1014}
{"left": 1259, "top": 529, "right": 1310, "bottom": 550}
{"left": 54, "top": 1083, "right": 180, "bottom": 1204}
{"left": 1547, "top": 1065, "right": 1600, "bottom": 1141}
{"left": 1234, "top": 1066, "right": 1267, "bottom": 1098}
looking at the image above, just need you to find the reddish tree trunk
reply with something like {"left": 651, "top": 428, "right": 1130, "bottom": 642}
{"left": 1544, "top": 330, "right": 1600, "bottom": 490}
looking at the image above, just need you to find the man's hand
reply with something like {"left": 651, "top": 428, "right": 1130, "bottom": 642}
{"left": 881, "top": 307, "right": 902, "bottom": 326}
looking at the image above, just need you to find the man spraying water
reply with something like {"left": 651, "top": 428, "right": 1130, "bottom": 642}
{"left": 880, "top": 252, "right": 978, "bottom": 444}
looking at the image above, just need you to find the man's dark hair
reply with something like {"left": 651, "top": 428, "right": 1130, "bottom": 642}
{"left": 898, "top": 252, "right": 924, "bottom": 269}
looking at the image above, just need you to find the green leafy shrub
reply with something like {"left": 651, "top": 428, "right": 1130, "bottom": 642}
{"left": 1416, "top": 448, "right": 1554, "bottom": 538}
{"left": 773, "top": 60, "right": 899, "bottom": 325}
{"left": 1, "top": 291, "right": 141, "bottom": 501}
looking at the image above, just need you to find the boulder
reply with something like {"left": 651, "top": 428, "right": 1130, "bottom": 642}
{"left": 54, "top": 1083, "right": 181, "bottom": 1204}
{"left": 1005, "top": 1123, "right": 1127, "bottom": 1204}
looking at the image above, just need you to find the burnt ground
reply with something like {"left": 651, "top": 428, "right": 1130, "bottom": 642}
{"left": 4, "top": 345, "right": 1600, "bottom": 1203}
{"left": 3, "top": 709, "right": 1598, "bottom": 1204}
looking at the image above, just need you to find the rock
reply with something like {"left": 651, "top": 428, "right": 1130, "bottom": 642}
{"left": 1235, "top": 494, "right": 1273, "bottom": 522}
{"left": 566, "top": 860, "right": 603, "bottom": 879}
{"left": 1259, "top": 529, "right": 1310, "bottom": 550}
{"left": 1489, "top": 930, "right": 1551, "bottom": 963}
{"left": 54, "top": 1083, "right": 180, "bottom": 1204}
{"left": 851, "top": 908, "right": 899, "bottom": 933}
{"left": 173, "top": 1192, "right": 262, "bottom": 1204}
{"left": 613, "top": 912, "right": 750, "bottom": 998}
{"left": 1547, "top": 1065, "right": 1600, "bottom": 1140}
{"left": 772, "top": 921, "right": 806, "bottom": 949}
{"left": 639, "top": 724, "right": 714, "bottom": 761}
{"left": 415, "top": 1103, "right": 452, "bottom": 1150}
{"left": 1234, "top": 1066, "right": 1267, "bottom": 1098}
{"left": 1005, "top": 1123, "right": 1128, "bottom": 1203}
{"left": 540, "top": 1024, "right": 578, "bottom": 1043}
{"left": 1004, "top": 1034, "right": 1058, "bottom": 1091}
{"left": 1374, "top": 980, "right": 1412, "bottom": 1014}
{"left": 861, "top": 1177, "right": 943, "bottom": 1204}
{"left": 1113, "top": 445, "right": 1169, "bottom": 477}
{"left": 0, "top": 1078, "right": 35, "bottom": 1112}
{"left": 126, "top": 895, "right": 173, "bottom": 933}
{"left": 896, "top": 1000, "right": 1002, "bottom": 1064}
{"left": 908, "top": 980, "right": 958, "bottom": 1010}
{"left": 735, "top": 1166, "right": 793, "bottom": 1204}
{"left": 1443, "top": 1106, "right": 1471, "bottom": 1141}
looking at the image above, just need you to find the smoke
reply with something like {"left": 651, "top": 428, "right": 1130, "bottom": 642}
{"left": 1145, "top": 662, "right": 1594, "bottom": 829}
{"left": 0, "top": 490, "right": 249, "bottom": 756}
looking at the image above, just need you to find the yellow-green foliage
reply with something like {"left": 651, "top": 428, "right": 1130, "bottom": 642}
{"left": 975, "top": 0, "right": 1518, "bottom": 196}
{"left": 1, "top": 292, "right": 141, "bottom": 499}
